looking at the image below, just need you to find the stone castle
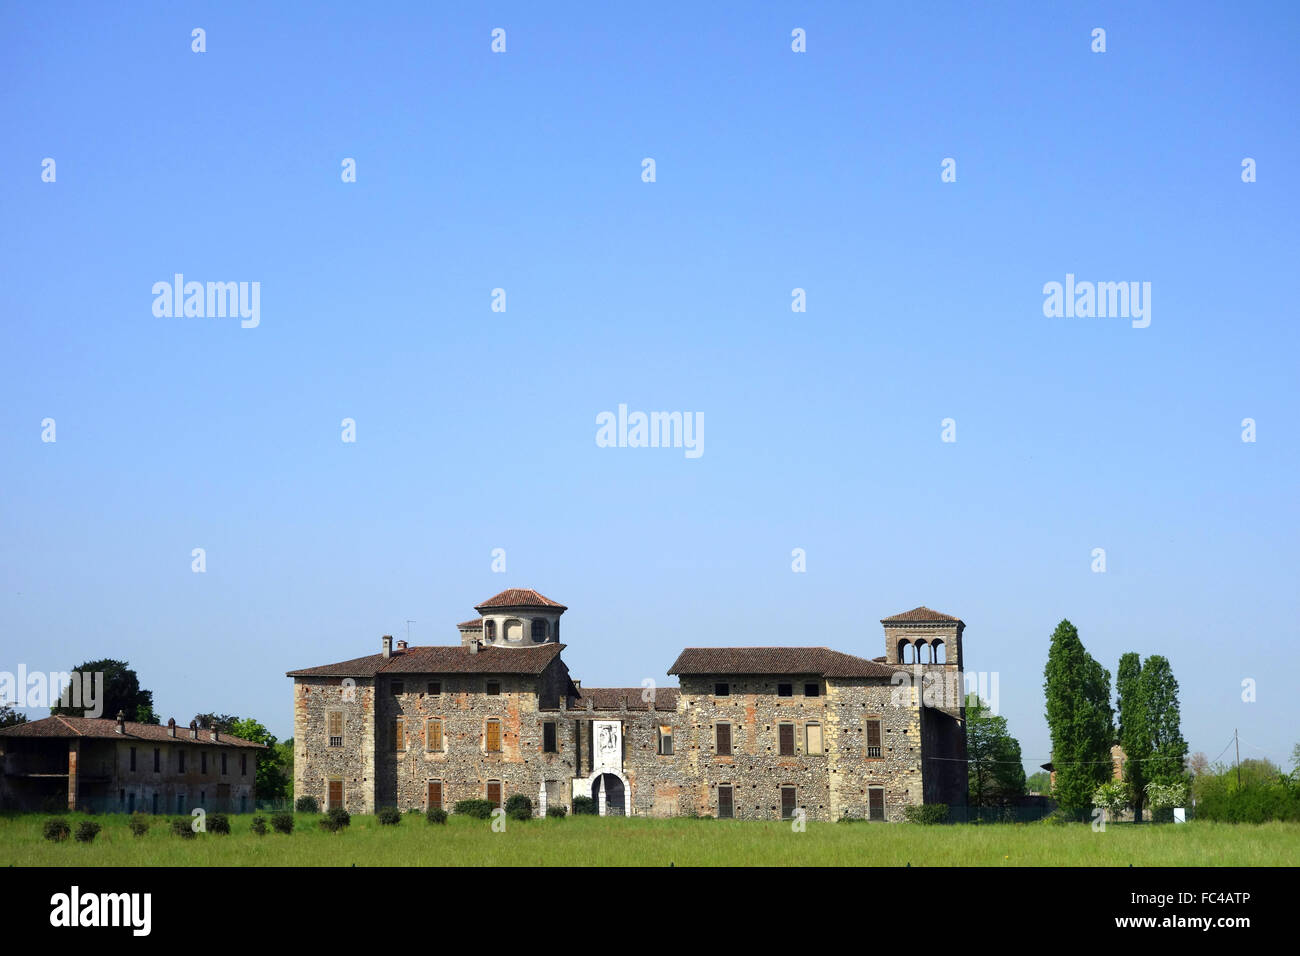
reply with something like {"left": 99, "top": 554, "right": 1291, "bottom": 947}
{"left": 287, "top": 589, "right": 968, "bottom": 820}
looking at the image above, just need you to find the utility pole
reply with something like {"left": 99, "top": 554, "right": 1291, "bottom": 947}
{"left": 1235, "top": 729, "right": 1242, "bottom": 790}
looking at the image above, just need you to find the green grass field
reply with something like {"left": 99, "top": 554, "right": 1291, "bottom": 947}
{"left": 4, "top": 812, "right": 1298, "bottom": 866}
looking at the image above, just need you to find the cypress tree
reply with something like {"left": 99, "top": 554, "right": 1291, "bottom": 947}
{"left": 1043, "top": 619, "right": 1115, "bottom": 816}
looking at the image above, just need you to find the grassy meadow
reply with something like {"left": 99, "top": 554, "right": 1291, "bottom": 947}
{"left": 3, "top": 812, "right": 1298, "bottom": 866}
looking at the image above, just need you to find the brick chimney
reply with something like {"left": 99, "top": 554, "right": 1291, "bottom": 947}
{"left": 382, "top": 635, "right": 393, "bottom": 658}
{"left": 168, "top": 717, "right": 177, "bottom": 738}
{"left": 211, "top": 727, "right": 220, "bottom": 742}
{"left": 115, "top": 710, "right": 125, "bottom": 734}
{"left": 396, "top": 639, "right": 408, "bottom": 652}
{"left": 468, "top": 639, "right": 479, "bottom": 655}
{"left": 189, "top": 719, "right": 198, "bottom": 740}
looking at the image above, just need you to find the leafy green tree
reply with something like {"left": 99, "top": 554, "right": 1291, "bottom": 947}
{"left": 1044, "top": 619, "right": 1114, "bottom": 816}
{"left": 193, "top": 713, "right": 240, "bottom": 733}
{"left": 229, "top": 717, "right": 290, "bottom": 803}
{"left": 1140, "top": 656, "right": 1188, "bottom": 790}
{"left": 1116, "top": 652, "right": 1151, "bottom": 820}
{"left": 1094, "top": 780, "right": 1130, "bottom": 820}
{"left": 1025, "top": 770, "right": 1051, "bottom": 795}
{"left": 966, "top": 694, "right": 1027, "bottom": 806}
{"left": 50, "top": 659, "right": 157, "bottom": 723}
{"left": 0, "top": 703, "right": 28, "bottom": 727}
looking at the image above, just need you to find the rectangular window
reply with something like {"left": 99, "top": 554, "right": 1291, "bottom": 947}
{"left": 428, "top": 780, "right": 442, "bottom": 810}
{"left": 543, "top": 722, "right": 557, "bottom": 753}
{"left": 718, "top": 784, "right": 734, "bottom": 819}
{"left": 327, "top": 711, "right": 343, "bottom": 747}
{"left": 241, "top": 754, "right": 247, "bottom": 776}
{"left": 153, "top": 748, "right": 160, "bottom": 772}
{"left": 391, "top": 681, "right": 404, "bottom": 695}
{"left": 806, "top": 722, "right": 824, "bottom": 755}
{"left": 427, "top": 681, "right": 441, "bottom": 696}
{"left": 715, "top": 722, "right": 732, "bottom": 756}
{"left": 129, "top": 747, "right": 136, "bottom": 771}
{"left": 486, "top": 680, "right": 501, "bottom": 696}
{"left": 657, "top": 725, "right": 674, "bottom": 756}
{"left": 778, "top": 723, "right": 795, "bottom": 756}
{"left": 486, "top": 780, "right": 502, "bottom": 808}
{"left": 128, "top": 792, "right": 135, "bottom": 813}
{"left": 485, "top": 719, "right": 501, "bottom": 752}
{"left": 804, "top": 682, "right": 820, "bottom": 697}
{"left": 777, "top": 682, "right": 793, "bottom": 697}
{"left": 151, "top": 793, "right": 158, "bottom": 814}
{"left": 221, "top": 753, "right": 228, "bottom": 775}
{"left": 328, "top": 778, "right": 343, "bottom": 808}
{"left": 868, "top": 787, "right": 885, "bottom": 821}
{"left": 178, "top": 751, "right": 186, "bottom": 773}
{"left": 201, "top": 752, "right": 207, "bottom": 774}
{"left": 177, "top": 793, "right": 185, "bottom": 813}
{"left": 714, "top": 682, "right": 730, "bottom": 697}
{"left": 865, "top": 719, "right": 883, "bottom": 758}
{"left": 394, "top": 717, "right": 406, "bottom": 752}
{"left": 781, "top": 785, "right": 797, "bottom": 820}
{"left": 427, "top": 717, "right": 443, "bottom": 752}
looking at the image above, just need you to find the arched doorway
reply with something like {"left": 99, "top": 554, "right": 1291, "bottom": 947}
{"left": 591, "top": 773, "right": 625, "bottom": 816}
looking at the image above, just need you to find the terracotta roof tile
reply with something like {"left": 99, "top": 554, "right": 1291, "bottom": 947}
{"left": 667, "top": 647, "right": 900, "bottom": 678}
{"left": 288, "top": 643, "right": 563, "bottom": 678}
{"left": 574, "top": 687, "right": 680, "bottom": 712}
{"left": 880, "top": 606, "right": 963, "bottom": 624}
{"left": 457, "top": 618, "right": 483, "bottom": 629}
{"left": 0, "top": 716, "right": 267, "bottom": 748}
{"left": 474, "top": 588, "right": 567, "bottom": 611}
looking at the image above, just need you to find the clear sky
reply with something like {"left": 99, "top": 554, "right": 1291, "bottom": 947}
{"left": 2, "top": 1, "right": 1297, "bottom": 773}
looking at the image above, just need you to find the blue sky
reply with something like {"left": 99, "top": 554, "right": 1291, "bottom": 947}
{"left": 2, "top": 1, "right": 1297, "bottom": 773}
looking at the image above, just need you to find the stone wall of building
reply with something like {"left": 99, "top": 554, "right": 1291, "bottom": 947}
{"left": 825, "top": 679, "right": 924, "bottom": 821}
{"left": 294, "top": 676, "right": 377, "bottom": 813}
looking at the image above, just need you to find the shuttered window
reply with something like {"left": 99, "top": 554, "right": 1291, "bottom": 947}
{"left": 427, "top": 780, "right": 442, "bottom": 810}
{"left": 868, "top": 787, "right": 885, "bottom": 821}
{"left": 715, "top": 722, "right": 732, "bottom": 756}
{"left": 718, "top": 785, "right": 734, "bottom": 819}
{"left": 394, "top": 717, "right": 406, "bottom": 752}
{"left": 778, "top": 723, "right": 795, "bottom": 756}
{"left": 485, "top": 719, "right": 501, "bottom": 752}
{"left": 327, "top": 711, "right": 343, "bottom": 747}
{"left": 328, "top": 779, "right": 343, "bottom": 808}
{"left": 486, "top": 780, "right": 502, "bottom": 808}
{"left": 781, "top": 785, "right": 797, "bottom": 819}
{"left": 865, "top": 719, "right": 882, "bottom": 758}
{"left": 806, "top": 722, "right": 823, "bottom": 755}
{"left": 427, "top": 718, "right": 443, "bottom": 752}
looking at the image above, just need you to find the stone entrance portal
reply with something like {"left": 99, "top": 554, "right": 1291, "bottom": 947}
{"left": 592, "top": 772, "right": 625, "bottom": 816}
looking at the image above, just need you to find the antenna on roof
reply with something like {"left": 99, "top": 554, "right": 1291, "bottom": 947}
{"left": 406, "top": 620, "right": 416, "bottom": 644}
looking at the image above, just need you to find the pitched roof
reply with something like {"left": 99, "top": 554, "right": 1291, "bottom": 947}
{"left": 287, "top": 643, "right": 564, "bottom": 678}
{"left": 474, "top": 588, "right": 567, "bottom": 611}
{"left": 0, "top": 716, "right": 267, "bottom": 749}
{"left": 880, "top": 606, "right": 963, "bottom": 624}
{"left": 573, "top": 687, "right": 680, "bottom": 712}
{"left": 667, "top": 647, "right": 900, "bottom": 678}
{"left": 457, "top": 618, "right": 483, "bottom": 629}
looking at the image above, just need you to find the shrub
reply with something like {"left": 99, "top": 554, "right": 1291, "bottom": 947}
{"left": 505, "top": 794, "right": 533, "bottom": 821}
{"left": 128, "top": 814, "right": 150, "bottom": 837}
{"left": 43, "top": 819, "right": 71, "bottom": 842}
{"left": 207, "top": 813, "right": 231, "bottom": 835}
{"left": 320, "top": 806, "right": 352, "bottom": 832}
{"left": 454, "top": 799, "right": 495, "bottom": 819}
{"left": 74, "top": 821, "right": 102, "bottom": 843}
{"left": 426, "top": 808, "right": 448, "bottom": 824}
{"left": 250, "top": 815, "right": 268, "bottom": 836}
{"left": 377, "top": 806, "right": 402, "bottom": 826}
{"left": 571, "top": 795, "right": 597, "bottom": 815}
{"left": 171, "top": 817, "right": 196, "bottom": 839}
{"left": 271, "top": 811, "right": 294, "bottom": 834}
{"left": 294, "top": 796, "right": 319, "bottom": 814}
{"left": 1093, "top": 781, "right": 1130, "bottom": 820}
{"left": 903, "top": 804, "right": 950, "bottom": 824}
{"left": 546, "top": 805, "right": 567, "bottom": 818}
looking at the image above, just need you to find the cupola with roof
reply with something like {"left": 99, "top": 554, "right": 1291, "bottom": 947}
{"left": 456, "top": 588, "right": 567, "bottom": 648}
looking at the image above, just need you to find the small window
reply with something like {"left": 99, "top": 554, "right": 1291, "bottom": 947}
{"left": 394, "top": 717, "right": 406, "bottom": 752}
{"left": 715, "top": 722, "right": 732, "bottom": 756}
{"left": 778, "top": 723, "right": 795, "bottom": 756}
{"left": 486, "top": 680, "right": 501, "bottom": 696}
{"left": 868, "top": 787, "right": 885, "bottom": 821}
{"left": 780, "top": 785, "right": 797, "bottom": 820}
{"left": 806, "top": 722, "right": 824, "bottom": 755}
{"left": 240, "top": 794, "right": 247, "bottom": 812}
{"left": 865, "top": 719, "right": 883, "bottom": 758}
{"left": 177, "top": 793, "right": 185, "bottom": 813}
{"left": 484, "top": 620, "right": 496, "bottom": 642}
{"left": 153, "top": 748, "right": 160, "bottom": 772}
{"left": 129, "top": 747, "right": 136, "bottom": 771}
{"left": 427, "top": 718, "right": 443, "bottom": 752}
{"left": 327, "top": 711, "right": 344, "bottom": 747}
{"left": 714, "top": 682, "right": 730, "bottom": 697}
{"left": 657, "top": 725, "right": 674, "bottom": 756}
{"left": 486, "top": 780, "right": 502, "bottom": 808}
{"left": 543, "top": 721, "right": 557, "bottom": 753}
{"left": 486, "top": 718, "right": 501, "bottom": 752}
{"left": 221, "top": 753, "right": 228, "bottom": 775}
{"left": 777, "top": 683, "right": 793, "bottom": 697}
{"left": 328, "top": 778, "right": 343, "bottom": 808}
{"left": 504, "top": 619, "right": 523, "bottom": 642}
{"left": 240, "top": 753, "right": 247, "bottom": 776}
{"left": 427, "top": 780, "right": 443, "bottom": 810}
{"left": 718, "top": 784, "right": 734, "bottom": 819}
{"left": 427, "top": 681, "right": 441, "bottom": 697}
{"left": 178, "top": 751, "right": 186, "bottom": 773}
{"left": 804, "top": 682, "right": 820, "bottom": 697}
{"left": 128, "top": 792, "right": 135, "bottom": 813}
{"left": 391, "top": 681, "right": 404, "bottom": 696}
{"left": 201, "top": 752, "right": 207, "bottom": 774}
{"left": 531, "top": 618, "right": 547, "bottom": 642}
